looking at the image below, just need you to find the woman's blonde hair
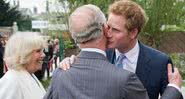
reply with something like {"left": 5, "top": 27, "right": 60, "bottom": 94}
{"left": 4, "top": 32, "right": 46, "bottom": 70}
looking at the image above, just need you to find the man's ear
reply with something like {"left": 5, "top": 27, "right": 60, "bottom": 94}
{"left": 129, "top": 28, "right": 138, "bottom": 39}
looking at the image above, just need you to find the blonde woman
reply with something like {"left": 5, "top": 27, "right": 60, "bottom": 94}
{"left": 0, "top": 32, "right": 46, "bottom": 99}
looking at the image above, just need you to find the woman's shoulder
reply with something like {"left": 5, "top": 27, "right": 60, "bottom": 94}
{"left": 0, "top": 70, "right": 23, "bottom": 99}
{"left": 0, "top": 70, "right": 20, "bottom": 92}
{"left": 0, "top": 69, "right": 31, "bottom": 85}
{"left": 0, "top": 70, "right": 20, "bottom": 84}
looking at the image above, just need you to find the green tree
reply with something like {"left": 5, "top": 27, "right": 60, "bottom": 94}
{"left": 0, "top": 0, "right": 21, "bottom": 26}
{"left": 17, "top": 18, "right": 32, "bottom": 31}
{"left": 57, "top": 0, "right": 185, "bottom": 48}
{"left": 135, "top": 0, "right": 185, "bottom": 47}
{"left": 58, "top": 0, "right": 113, "bottom": 28}
{"left": 65, "top": 0, "right": 113, "bottom": 15}
{"left": 54, "top": 0, "right": 114, "bottom": 50}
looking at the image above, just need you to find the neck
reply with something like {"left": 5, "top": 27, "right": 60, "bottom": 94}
{"left": 119, "top": 39, "right": 137, "bottom": 53}
{"left": 80, "top": 44, "right": 106, "bottom": 51}
{"left": 79, "top": 40, "right": 106, "bottom": 51}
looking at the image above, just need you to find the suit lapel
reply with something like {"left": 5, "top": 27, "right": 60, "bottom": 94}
{"left": 106, "top": 43, "right": 152, "bottom": 87}
{"left": 136, "top": 42, "right": 151, "bottom": 85}
{"left": 106, "top": 49, "right": 116, "bottom": 64}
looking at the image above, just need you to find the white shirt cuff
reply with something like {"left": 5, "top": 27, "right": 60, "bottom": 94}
{"left": 168, "top": 83, "right": 181, "bottom": 93}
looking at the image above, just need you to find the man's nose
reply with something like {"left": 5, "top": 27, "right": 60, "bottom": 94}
{"left": 42, "top": 52, "right": 45, "bottom": 58}
{"left": 107, "top": 29, "right": 112, "bottom": 38}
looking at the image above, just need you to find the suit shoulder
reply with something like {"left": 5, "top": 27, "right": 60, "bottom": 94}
{"left": 141, "top": 44, "right": 170, "bottom": 59}
{"left": 115, "top": 69, "right": 145, "bottom": 94}
{"left": 52, "top": 68, "right": 65, "bottom": 79}
{"left": 99, "top": 60, "right": 133, "bottom": 80}
{"left": 111, "top": 68, "right": 136, "bottom": 84}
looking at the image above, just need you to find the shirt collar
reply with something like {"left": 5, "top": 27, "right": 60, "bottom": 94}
{"left": 81, "top": 48, "right": 106, "bottom": 57}
{"left": 116, "top": 41, "right": 140, "bottom": 63}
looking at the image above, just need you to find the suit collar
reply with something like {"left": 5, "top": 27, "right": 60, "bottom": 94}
{"left": 78, "top": 51, "right": 108, "bottom": 61}
{"left": 81, "top": 48, "right": 106, "bottom": 57}
{"left": 137, "top": 41, "right": 151, "bottom": 64}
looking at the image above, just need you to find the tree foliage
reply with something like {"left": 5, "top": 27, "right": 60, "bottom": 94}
{"left": 17, "top": 18, "right": 32, "bottom": 31}
{"left": 57, "top": 0, "right": 185, "bottom": 48}
{"left": 59, "top": 0, "right": 113, "bottom": 15}
{"left": 134, "top": 0, "right": 185, "bottom": 47}
{"left": 55, "top": 0, "right": 114, "bottom": 47}
{"left": 58, "top": 0, "right": 114, "bottom": 29}
{"left": 0, "top": 0, "right": 21, "bottom": 26}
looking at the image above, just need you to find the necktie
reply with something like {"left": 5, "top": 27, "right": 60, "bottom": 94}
{"left": 115, "top": 54, "right": 126, "bottom": 68}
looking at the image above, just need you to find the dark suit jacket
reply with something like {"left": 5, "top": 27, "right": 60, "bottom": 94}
{"left": 44, "top": 51, "right": 149, "bottom": 99}
{"left": 106, "top": 42, "right": 172, "bottom": 99}
{"left": 0, "top": 45, "right": 4, "bottom": 78}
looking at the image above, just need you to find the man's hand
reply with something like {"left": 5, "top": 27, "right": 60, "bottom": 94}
{"left": 59, "top": 55, "right": 76, "bottom": 70}
{"left": 167, "top": 64, "right": 182, "bottom": 88}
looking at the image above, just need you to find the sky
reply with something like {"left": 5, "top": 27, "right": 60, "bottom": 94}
{"left": 8, "top": 0, "right": 46, "bottom": 13}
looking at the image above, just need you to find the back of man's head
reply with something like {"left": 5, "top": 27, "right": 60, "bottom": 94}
{"left": 69, "top": 4, "right": 106, "bottom": 44}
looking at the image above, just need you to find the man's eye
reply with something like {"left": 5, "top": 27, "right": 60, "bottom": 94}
{"left": 107, "top": 25, "right": 111, "bottom": 30}
{"left": 36, "top": 49, "right": 41, "bottom": 52}
{"left": 112, "top": 28, "right": 120, "bottom": 32}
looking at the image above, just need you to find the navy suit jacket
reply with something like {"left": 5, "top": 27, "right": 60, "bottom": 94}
{"left": 106, "top": 42, "right": 171, "bottom": 99}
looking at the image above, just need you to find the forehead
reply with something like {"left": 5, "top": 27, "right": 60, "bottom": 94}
{"left": 107, "top": 13, "right": 126, "bottom": 28}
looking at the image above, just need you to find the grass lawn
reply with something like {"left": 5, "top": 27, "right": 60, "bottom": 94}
{"left": 183, "top": 81, "right": 185, "bottom": 87}
{"left": 41, "top": 77, "right": 52, "bottom": 90}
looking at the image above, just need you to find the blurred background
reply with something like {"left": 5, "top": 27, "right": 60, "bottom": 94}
{"left": 0, "top": 0, "right": 185, "bottom": 92}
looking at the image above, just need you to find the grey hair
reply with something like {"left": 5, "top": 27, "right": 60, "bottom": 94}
{"left": 4, "top": 32, "right": 46, "bottom": 70}
{"left": 69, "top": 4, "right": 106, "bottom": 43}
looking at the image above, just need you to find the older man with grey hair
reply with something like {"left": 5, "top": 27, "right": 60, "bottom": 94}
{"left": 44, "top": 4, "right": 149, "bottom": 99}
